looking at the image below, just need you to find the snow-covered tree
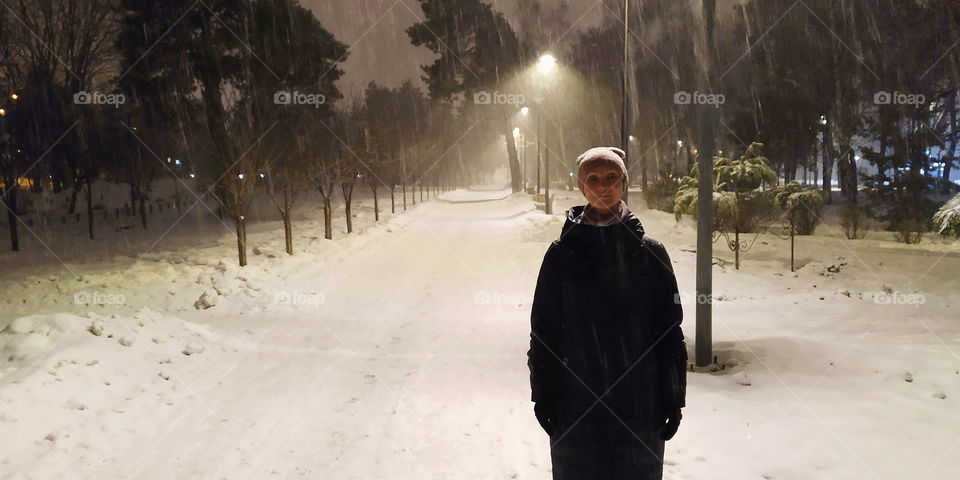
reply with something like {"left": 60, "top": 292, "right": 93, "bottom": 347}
{"left": 933, "top": 193, "right": 960, "bottom": 238}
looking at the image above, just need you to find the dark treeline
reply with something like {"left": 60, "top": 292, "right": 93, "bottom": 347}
{"left": 1, "top": 0, "right": 959, "bottom": 265}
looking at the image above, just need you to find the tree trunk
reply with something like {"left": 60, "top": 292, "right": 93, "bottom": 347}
{"left": 389, "top": 186, "right": 396, "bottom": 214}
{"left": 877, "top": 128, "right": 888, "bottom": 200}
{"left": 822, "top": 121, "right": 834, "bottom": 205}
{"left": 139, "top": 194, "right": 147, "bottom": 230}
{"left": 370, "top": 182, "right": 379, "bottom": 221}
{"left": 85, "top": 177, "right": 94, "bottom": 240}
{"left": 401, "top": 156, "right": 408, "bottom": 210}
{"left": 3, "top": 187, "right": 19, "bottom": 251}
{"left": 283, "top": 211, "right": 293, "bottom": 255}
{"left": 341, "top": 182, "right": 353, "bottom": 234}
{"left": 68, "top": 180, "right": 81, "bottom": 214}
{"left": 323, "top": 194, "right": 332, "bottom": 240}
{"left": 943, "top": 89, "right": 957, "bottom": 194}
{"left": 283, "top": 188, "right": 293, "bottom": 255}
{"left": 236, "top": 214, "right": 247, "bottom": 267}
{"left": 502, "top": 112, "right": 522, "bottom": 192}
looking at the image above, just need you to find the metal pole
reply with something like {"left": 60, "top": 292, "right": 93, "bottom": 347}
{"left": 790, "top": 214, "right": 795, "bottom": 272}
{"left": 537, "top": 111, "right": 542, "bottom": 194}
{"left": 522, "top": 134, "right": 527, "bottom": 191}
{"left": 545, "top": 111, "right": 552, "bottom": 214}
{"left": 621, "top": 0, "right": 630, "bottom": 205}
{"left": 696, "top": 0, "right": 718, "bottom": 367}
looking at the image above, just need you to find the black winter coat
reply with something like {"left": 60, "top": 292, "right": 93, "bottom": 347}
{"left": 527, "top": 205, "right": 688, "bottom": 478}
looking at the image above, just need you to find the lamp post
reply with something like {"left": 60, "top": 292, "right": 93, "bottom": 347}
{"left": 621, "top": 0, "right": 631, "bottom": 203}
{"left": 535, "top": 54, "right": 557, "bottom": 214}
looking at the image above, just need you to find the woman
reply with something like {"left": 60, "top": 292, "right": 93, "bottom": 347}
{"left": 527, "top": 146, "right": 688, "bottom": 480}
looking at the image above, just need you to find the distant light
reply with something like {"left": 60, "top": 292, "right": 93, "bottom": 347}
{"left": 537, "top": 54, "right": 557, "bottom": 75}
{"left": 259, "top": 173, "right": 266, "bottom": 178}
{"left": 718, "top": 150, "right": 723, "bottom": 155}
{"left": 0, "top": 109, "right": 6, "bottom": 116}
{"left": 854, "top": 155, "right": 861, "bottom": 162}
{"left": 238, "top": 173, "right": 245, "bottom": 180}
{"left": 513, "top": 127, "right": 520, "bottom": 138}
{"left": 521, "top": 107, "right": 529, "bottom": 116}
{"left": 166, "top": 157, "right": 172, "bottom": 163}
{"left": 819, "top": 115, "right": 827, "bottom": 125}
{"left": 677, "top": 140, "right": 684, "bottom": 147}
{"left": 189, "top": 173, "right": 196, "bottom": 179}
{"left": 568, "top": 172, "right": 573, "bottom": 177}
{"left": 10, "top": 93, "right": 17, "bottom": 100}
{"left": 629, "top": 135, "right": 636, "bottom": 142}
{"left": 175, "top": 159, "right": 181, "bottom": 166}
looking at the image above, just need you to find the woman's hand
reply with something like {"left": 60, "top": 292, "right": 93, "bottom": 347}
{"left": 658, "top": 405, "right": 682, "bottom": 441}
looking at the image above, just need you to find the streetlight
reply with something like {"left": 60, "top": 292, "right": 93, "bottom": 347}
{"left": 520, "top": 106, "right": 529, "bottom": 116}
{"left": 537, "top": 54, "right": 557, "bottom": 74}
{"left": 534, "top": 54, "right": 558, "bottom": 214}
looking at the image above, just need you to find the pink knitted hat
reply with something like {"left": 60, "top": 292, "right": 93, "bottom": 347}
{"left": 576, "top": 147, "right": 628, "bottom": 183}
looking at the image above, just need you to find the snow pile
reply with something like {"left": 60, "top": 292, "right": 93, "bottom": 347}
{"left": 0, "top": 308, "right": 230, "bottom": 478}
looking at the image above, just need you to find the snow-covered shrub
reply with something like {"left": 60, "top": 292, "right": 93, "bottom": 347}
{"left": 713, "top": 142, "right": 778, "bottom": 192}
{"left": 674, "top": 142, "right": 778, "bottom": 233}
{"left": 933, "top": 193, "right": 960, "bottom": 238}
{"left": 771, "top": 181, "right": 824, "bottom": 235}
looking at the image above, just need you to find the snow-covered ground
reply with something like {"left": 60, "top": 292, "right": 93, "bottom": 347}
{"left": 0, "top": 186, "right": 958, "bottom": 479}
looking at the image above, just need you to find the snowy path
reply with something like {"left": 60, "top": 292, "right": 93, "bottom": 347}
{"left": 2, "top": 189, "right": 959, "bottom": 479}
{"left": 79, "top": 197, "right": 552, "bottom": 479}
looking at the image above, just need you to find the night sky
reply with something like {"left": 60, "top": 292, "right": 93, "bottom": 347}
{"left": 305, "top": 0, "right": 604, "bottom": 98}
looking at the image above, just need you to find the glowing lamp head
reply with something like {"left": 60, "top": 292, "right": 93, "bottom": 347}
{"left": 537, "top": 54, "right": 557, "bottom": 75}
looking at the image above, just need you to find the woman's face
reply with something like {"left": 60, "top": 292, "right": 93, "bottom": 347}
{"left": 578, "top": 163, "right": 624, "bottom": 211}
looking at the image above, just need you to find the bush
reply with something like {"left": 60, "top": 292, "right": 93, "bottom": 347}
{"left": 674, "top": 177, "right": 728, "bottom": 231}
{"left": 840, "top": 204, "right": 871, "bottom": 239}
{"left": 884, "top": 196, "right": 938, "bottom": 244}
{"left": 643, "top": 176, "right": 680, "bottom": 213}
{"left": 771, "top": 181, "right": 823, "bottom": 235}
{"left": 674, "top": 142, "right": 778, "bottom": 233}
{"left": 731, "top": 191, "right": 775, "bottom": 233}
{"left": 892, "top": 218, "right": 925, "bottom": 244}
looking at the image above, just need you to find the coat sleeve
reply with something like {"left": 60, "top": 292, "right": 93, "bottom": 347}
{"left": 527, "top": 243, "right": 566, "bottom": 405}
{"left": 648, "top": 240, "right": 688, "bottom": 409}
